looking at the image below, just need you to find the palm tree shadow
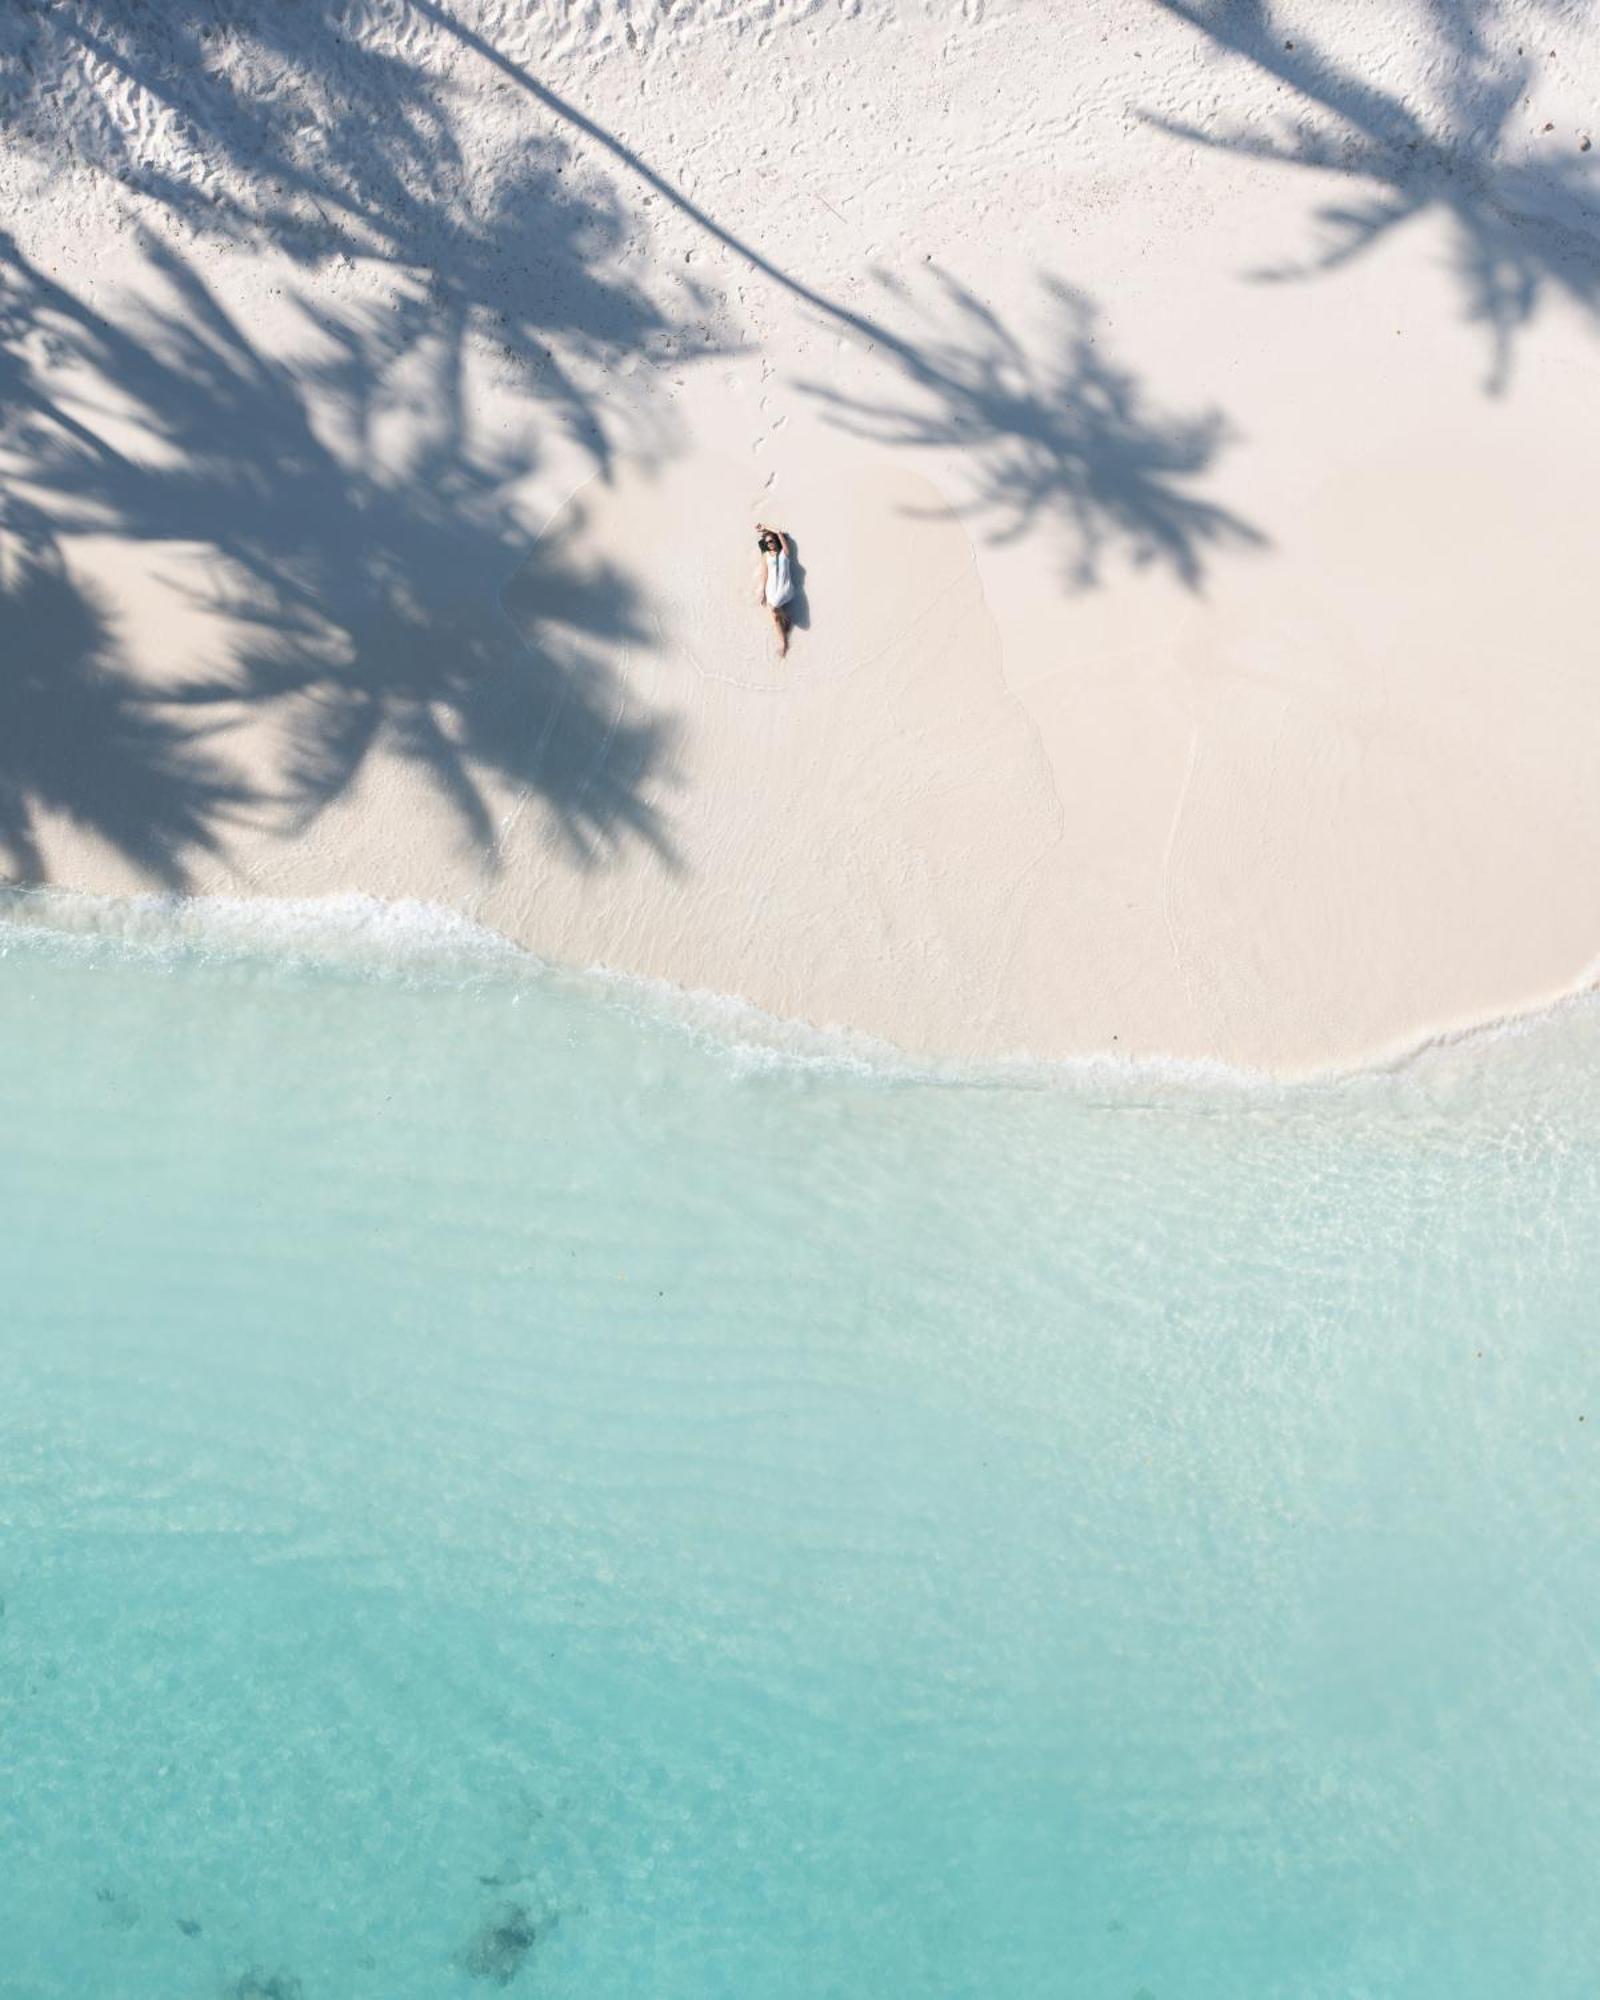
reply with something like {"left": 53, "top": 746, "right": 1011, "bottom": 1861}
{"left": 801, "top": 272, "right": 1264, "bottom": 591}
{"left": 1146, "top": 0, "right": 1600, "bottom": 392}
{"left": 5, "top": 5, "right": 714, "bottom": 470}
{"left": 0, "top": 1, "right": 730, "bottom": 887}
{"left": 2, "top": 212, "right": 684, "bottom": 881}
{"left": 0, "top": 535, "right": 255, "bottom": 887}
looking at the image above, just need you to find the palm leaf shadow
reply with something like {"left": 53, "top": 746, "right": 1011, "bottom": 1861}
{"left": 803, "top": 273, "right": 1264, "bottom": 590}
{"left": 0, "top": 537, "right": 255, "bottom": 887}
{"left": 1146, "top": 0, "right": 1600, "bottom": 392}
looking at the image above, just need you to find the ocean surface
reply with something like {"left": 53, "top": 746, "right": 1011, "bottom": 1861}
{"left": 1, "top": 896, "right": 1597, "bottom": 2000}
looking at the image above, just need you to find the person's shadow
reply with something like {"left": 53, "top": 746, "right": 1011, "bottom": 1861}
{"left": 782, "top": 534, "right": 811, "bottom": 634}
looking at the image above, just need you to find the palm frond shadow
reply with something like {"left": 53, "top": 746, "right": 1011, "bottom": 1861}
{"left": 802, "top": 275, "right": 1264, "bottom": 590}
{"left": 1, "top": 4, "right": 717, "bottom": 469}
{"left": 0, "top": 534, "right": 255, "bottom": 887}
{"left": 85, "top": 241, "right": 678, "bottom": 872}
{"left": 0, "top": 14, "right": 694, "bottom": 886}
{"left": 1148, "top": 0, "right": 1600, "bottom": 392}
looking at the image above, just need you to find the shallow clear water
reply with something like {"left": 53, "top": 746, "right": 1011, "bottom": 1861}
{"left": 1, "top": 904, "right": 1597, "bottom": 1999}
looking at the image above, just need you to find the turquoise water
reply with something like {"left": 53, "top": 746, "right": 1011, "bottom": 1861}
{"left": 1, "top": 905, "right": 1597, "bottom": 1999}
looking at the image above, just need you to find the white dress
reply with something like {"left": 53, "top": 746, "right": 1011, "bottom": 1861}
{"left": 764, "top": 549, "right": 794, "bottom": 609}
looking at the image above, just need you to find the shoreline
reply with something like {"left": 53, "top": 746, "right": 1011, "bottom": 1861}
{"left": 6, "top": 881, "right": 1600, "bottom": 1100}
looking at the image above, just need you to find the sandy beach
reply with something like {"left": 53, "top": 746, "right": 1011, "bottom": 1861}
{"left": 4, "top": 0, "right": 1599, "bottom": 1075}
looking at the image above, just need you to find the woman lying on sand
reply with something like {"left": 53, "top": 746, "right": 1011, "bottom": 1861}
{"left": 756, "top": 524, "right": 794, "bottom": 656}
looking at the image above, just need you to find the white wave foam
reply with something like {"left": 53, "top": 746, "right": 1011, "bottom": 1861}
{"left": 571, "top": 956, "right": 1293, "bottom": 1099}
{"left": 0, "top": 886, "right": 521, "bottom": 974}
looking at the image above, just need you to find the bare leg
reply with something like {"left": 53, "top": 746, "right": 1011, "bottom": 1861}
{"left": 770, "top": 607, "right": 791, "bottom": 657}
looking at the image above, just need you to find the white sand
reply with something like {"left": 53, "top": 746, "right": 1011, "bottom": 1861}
{"left": 3, "top": 0, "right": 1599, "bottom": 1073}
